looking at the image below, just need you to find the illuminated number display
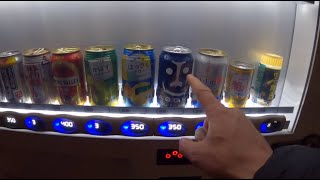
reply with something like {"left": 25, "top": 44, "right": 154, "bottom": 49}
{"left": 53, "top": 118, "right": 77, "bottom": 134}
{"left": 25, "top": 116, "right": 45, "bottom": 131}
{"left": 157, "top": 149, "right": 190, "bottom": 165}
{"left": 85, "top": 120, "right": 112, "bottom": 136}
{"left": 158, "top": 121, "right": 186, "bottom": 137}
{"left": 2, "top": 115, "right": 18, "bottom": 128}
{"left": 121, "top": 121, "right": 149, "bottom": 137}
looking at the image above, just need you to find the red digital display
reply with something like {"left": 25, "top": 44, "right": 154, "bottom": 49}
{"left": 157, "top": 149, "right": 190, "bottom": 165}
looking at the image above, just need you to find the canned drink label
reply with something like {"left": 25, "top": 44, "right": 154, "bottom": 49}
{"left": 52, "top": 61, "right": 81, "bottom": 104}
{"left": 13, "top": 89, "right": 23, "bottom": 100}
{"left": 157, "top": 51, "right": 193, "bottom": 107}
{"left": 54, "top": 75, "right": 81, "bottom": 104}
{"left": 40, "top": 56, "right": 52, "bottom": 82}
{"left": 126, "top": 54, "right": 151, "bottom": 81}
{"left": 0, "top": 66, "right": 23, "bottom": 101}
{"left": 196, "top": 64, "right": 227, "bottom": 99}
{"left": 122, "top": 48, "right": 154, "bottom": 106}
{"left": 230, "top": 72, "right": 251, "bottom": 97}
{"left": 89, "top": 57, "right": 113, "bottom": 80}
{"left": 254, "top": 63, "right": 280, "bottom": 102}
{"left": 54, "top": 76, "right": 80, "bottom": 86}
{"left": 24, "top": 63, "right": 46, "bottom": 102}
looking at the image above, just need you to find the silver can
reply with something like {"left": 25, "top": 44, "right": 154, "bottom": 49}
{"left": 23, "top": 48, "right": 56, "bottom": 104}
{"left": 191, "top": 48, "right": 228, "bottom": 107}
{"left": 0, "top": 50, "right": 28, "bottom": 103}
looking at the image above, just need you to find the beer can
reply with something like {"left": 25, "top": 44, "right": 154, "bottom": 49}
{"left": 23, "top": 48, "right": 57, "bottom": 104}
{"left": 0, "top": 50, "right": 28, "bottom": 103}
{"left": 253, "top": 53, "right": 283, "bottom": 106}
{"left": 225, "top": 61, "right": 255, "bottom": 107}
{"left": 192, "top": 49, "right": 228, "bottom": 107}
{"left": 157, "top": 46, "right": 193, "bottom": 107}
{"left": 51, "top": 47, "right": 86, "bottom": 105}
{"left": 122, "top": 44, "right": 154, "bottom": 107}
{"left": 85, "top": 45, "right": 118, "bottom": 106}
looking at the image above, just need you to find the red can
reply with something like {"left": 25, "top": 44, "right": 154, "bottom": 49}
{"left": 51, "top": 47, "right": 86, "bottom": 105}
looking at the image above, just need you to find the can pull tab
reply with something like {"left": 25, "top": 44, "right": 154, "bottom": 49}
{"left": 135, "top": 45, "right": 142, "bottom": 50}
{"left": 173, "top": 46, "right": 183, "bottom": 53}
{"left": 34, "top": 48, "right": 44, "bottom": 55}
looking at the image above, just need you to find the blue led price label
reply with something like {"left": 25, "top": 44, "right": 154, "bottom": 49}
{"left": 53, "top": 118, "right": 77, "bottom": 134}
{"left": 25, "top": 116, "right": 45, "bottom": 131}
{"left": 121, "top": 121, "right": 149, "bottom": 137}
{"left": 195, "top": 121, "right": 204, "bottom": 130}
{"left": 158, "top": 121, "right": 186, "bottom": 137}
{"left": 85, "top": 120, "right": 112, "bottom": 136}
{"left": 2, "top": 115, "right": 18, "bottom": 129}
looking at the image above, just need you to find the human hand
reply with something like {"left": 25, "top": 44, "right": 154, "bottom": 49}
{"left": 179, "top": 74, "right": 273, "bottom": 179}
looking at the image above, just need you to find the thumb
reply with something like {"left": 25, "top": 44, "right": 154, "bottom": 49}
{"left": 179, "top": 138, "right": 201, "bottom": 162}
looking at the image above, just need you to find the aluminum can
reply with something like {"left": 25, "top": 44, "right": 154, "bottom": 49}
{"left": 253, "top": 53, "right": 283, "bottom": 106}
{"left": 0, "top": 50, "right": 28, "bottom": 103}
{"left": 122, "top": 44, "right": 155, "bottom": 107}
{"left": 191, "top": 49, "right": 228, "bottom": 107}
{"left": 225, "top": 60, "right": 255, "bottom": 107}
{"left": 85, "top": 45, "right": 118, "bottom": 106}
{"left": 23, "top": 48, "right": 56, "bottom": 104}
{"left": 157, "top": 46, "right": 193, "bottom": 107}
{"left": 51, "top": 47, "right": 86, "bottom": 105}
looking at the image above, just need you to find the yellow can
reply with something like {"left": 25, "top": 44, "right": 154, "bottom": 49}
{"left": 225, "top": 60, "right": 255, "bottom": 107}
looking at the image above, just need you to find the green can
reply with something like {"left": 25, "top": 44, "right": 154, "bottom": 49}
{"left": 85, "top": 45, "right": 118, "bottom": 106}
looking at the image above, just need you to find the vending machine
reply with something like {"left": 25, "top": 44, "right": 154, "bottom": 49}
{"left": 0, "top": 1, "right": 319, "bottom": 179}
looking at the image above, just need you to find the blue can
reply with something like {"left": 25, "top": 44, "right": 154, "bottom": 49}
{"left": 122, "top": 44, "right": 155, "bottom": 107}
{"left": 157, "top": 46, "right": 193, "bottom": 107}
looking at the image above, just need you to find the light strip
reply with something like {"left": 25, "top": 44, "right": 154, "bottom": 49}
{"left": 0, "top": 107, "right": 206, "bottom": 118}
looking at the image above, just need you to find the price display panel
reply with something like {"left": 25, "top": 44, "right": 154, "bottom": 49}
{"left": 121, "top": 121, "right": 149, "bottom": 137}
{"left": 53, "top": 118, "right": 77, "bottom": 134}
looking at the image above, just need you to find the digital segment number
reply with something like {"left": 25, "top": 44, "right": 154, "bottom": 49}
{"left": 131, "top": 123, "right": 145, "bottom": 130}
{"left": 6, "top": 116, "right": 16, "bottom": 124}
{"left": 158, "top": 121, "right": 186, "bottom": 137}
{"left": 168, "top": 123, "right": 182, "bottom": 131}
{"left": 60, "top": 121, "right": 74, "bottom": 128}
{"left": 121, "top": 121, "right": 149, "bottom": 137}
{"left": 85, "top": 120, "right": 112, "bottom": 136}
{"left": 53, "top": 118, "right": 77, "bottom": 134}
{"left": 2, "top": 116, "right": 18, "bottom": 128}
{"left": 165, "top": 150, "right": 184, "bottom": 159}
{"left": 25, "top": 116, "right": 45, "bottom": 131}
{"left": 157, "top": 149, "right": 190, "bottom": 165}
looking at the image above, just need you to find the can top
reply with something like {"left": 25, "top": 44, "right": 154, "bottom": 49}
{"left": 0, "top": 50, "right": 21, "bottom": 58}
{"left": 199, "top": 48, "right": 226, "bottom": 57}
{"left": 52, "top": 47, "right": 80, "bottom": 55}
{"left": 163, "top": 46, "right": 192, "bottom": 54}
{"left": 230, "top": 60, "right": 255, "bottom": 70}
{"left": 85, "top": 45, "right": 115, "bottom": 52}
{"left": 125, "top": 44, "right": 153, "bottom": 51}
{"left": 23, "top": 48, "right": 50, "bottom": 57}
{"left": 260, "top": 53, "right": 283, "bottom": 68}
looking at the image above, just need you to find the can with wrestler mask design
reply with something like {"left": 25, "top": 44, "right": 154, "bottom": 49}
{"left": 157, "top": 46, "right": 193, "bottom": 107}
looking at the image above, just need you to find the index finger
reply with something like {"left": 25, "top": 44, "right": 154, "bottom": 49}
{"left": 187, "top": 74, "right": 224, "bottom": 113}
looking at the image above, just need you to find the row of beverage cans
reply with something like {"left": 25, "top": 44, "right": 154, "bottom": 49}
{"left": 0, "top": 44, "right": 283, "bottom": 108}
